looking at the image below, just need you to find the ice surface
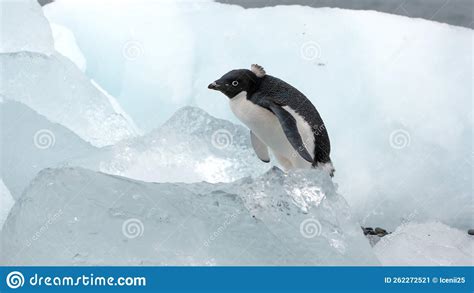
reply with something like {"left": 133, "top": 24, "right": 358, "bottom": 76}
{"left": 0, "top": 100, "right": 98, "bottom": 199}
{"left": 0, "top": 179, "right": 14, "bottom": 231}
{"left": 49, "top": 22, "right": 87, "bottom": 71}
{"left": 0, "top": 52, "right": 140, "bottom": 147}
{"left": 0, "top": 167, "right": 378, "bottom": 265}
{"left": 0, "top": 0, "right": 469, "bottom": 266}
{"left": 44, "top": 0, "right": 209, "bottom": 131}
{"left": 1, "top": 0, "right": 54, "bottom": 54}
{"left": 90, "top": 80, "right": 141, "bottom": 136}
{"left": 44, "top": 0, "right": 473, "bottom": 231}
{"left": 93, "top": 106, "right": 268, "bottom": 183}
{"left": 374, "top": 222, "right": 474, "bottom": 266}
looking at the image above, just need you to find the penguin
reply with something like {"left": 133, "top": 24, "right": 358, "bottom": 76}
{"left": 208, "top": 64, "right": 334, "bottom": 176}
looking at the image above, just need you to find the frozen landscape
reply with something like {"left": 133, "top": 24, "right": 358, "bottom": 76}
{"left": 1, "top": 167, "right": 378, "bottom": 265}
{"left": 0, "top": 0, "right": 472, "bottom": 266}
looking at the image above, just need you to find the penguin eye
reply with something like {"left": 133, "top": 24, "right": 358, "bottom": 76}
{"left": 232, "top": 80, "right": 239, "bottom": 87}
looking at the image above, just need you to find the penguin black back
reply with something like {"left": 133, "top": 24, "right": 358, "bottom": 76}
{"left": 249, "top": 75, "right": 332, "bottom": 166}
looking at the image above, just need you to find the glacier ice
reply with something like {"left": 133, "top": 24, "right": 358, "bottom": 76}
{"left": 0, "top": 0, "right": 470, "bottom": 267}
{"left": 93, "top": 106, "right": 268, "bottom": 183}
{"left": 49, "top": 22, "right": 87, "bottom": 71}
{"left": 44, "top": 0, "right": 473, "bottom": 231}
{"left": 1, "top": 0, "right": 139, "bottom": 147}
{"left": 0, "top": 100, "right": 98, "bottom": 199}
{"left": 0, "top": 103, "right": 265, "bottom": 202}
{"left": 374, "top": 222, "right": 474, "bottom": 266}
{"left": 0, "top": 0, "right": 54, "bottom": 54}
{"left": 0, "top": 167, "right": 378, "bottom": 265}
{"left": 0, "top": 52, "right": 139, "bottom": 147}
{"left": 0, "top": 179, "right": 14, "bottom": 231}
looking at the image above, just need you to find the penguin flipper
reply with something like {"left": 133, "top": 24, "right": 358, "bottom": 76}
{"left": 268, "top": 103, "right": 314, "bottom": 163}
{"left": 250, "top": 131, "right": 270, "bottom": 163}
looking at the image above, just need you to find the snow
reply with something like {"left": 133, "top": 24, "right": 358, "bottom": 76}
{"left": 0, "top": 167, "right": 378, "bottom": 265}
{"left": 0, "top": 0, "right": 54, "bottom": 54}
{"left": 0, "top": 100, "right": 98, "bottom": 199}
{"left": 44, "top": 0, "right": 473, "bottom": 231}
{"left": 374, "top": 222, "right": 473, "bottom": 266}
{"left": 0, "top": 179, "right": 14, "bottom": 231}
{"left": 49, "top": 22, "right": 87, "bottom": 71}
{"left": 0, "top": 52, "right": 139, "bottom": 147}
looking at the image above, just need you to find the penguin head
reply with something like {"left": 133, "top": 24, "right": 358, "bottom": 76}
{"left": 208, "top": 64, "right": 266, "bottom": 99}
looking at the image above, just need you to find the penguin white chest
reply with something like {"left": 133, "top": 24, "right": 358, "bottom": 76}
{"left": 229, "top": 91, "right": 315, "bottom": 168}
{"left": 229, "top": 91, "right": 277, "bottom": 134}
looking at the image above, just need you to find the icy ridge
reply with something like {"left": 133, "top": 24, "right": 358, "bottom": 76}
{"left": 0, "top": 167, "right": 378, "bottom": 266}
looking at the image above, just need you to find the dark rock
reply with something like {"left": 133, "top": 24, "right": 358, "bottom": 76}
{"left": 468, "top": 229, "right": 474, "bottom": 235}
{"left": 362, "top": 226, "right": 391, "bottom": 245}
{"left": 38, "top": 0, "right": 54, "bottom": 6}
{"left": 374, "top": 227, "right": 387, "bottom": 235}
{"left": 361, "top": 226, "right": 375, "bottom": 235}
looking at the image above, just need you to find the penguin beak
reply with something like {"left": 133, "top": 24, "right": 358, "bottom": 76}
{"left": 208, "top": 81, "right": 220, "bottom": 90}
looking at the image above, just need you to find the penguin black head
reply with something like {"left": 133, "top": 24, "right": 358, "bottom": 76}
{"left": 208, "top": 64, "right": 266, "bottom": 99}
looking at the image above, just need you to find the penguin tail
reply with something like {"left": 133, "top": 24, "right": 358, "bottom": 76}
{"left": 314, "top": 160, "right": 335, "bottom": 177}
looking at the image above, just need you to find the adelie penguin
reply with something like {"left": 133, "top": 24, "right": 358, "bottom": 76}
{"left": 208, "top": 64, "right": 335, "bottom": 177}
